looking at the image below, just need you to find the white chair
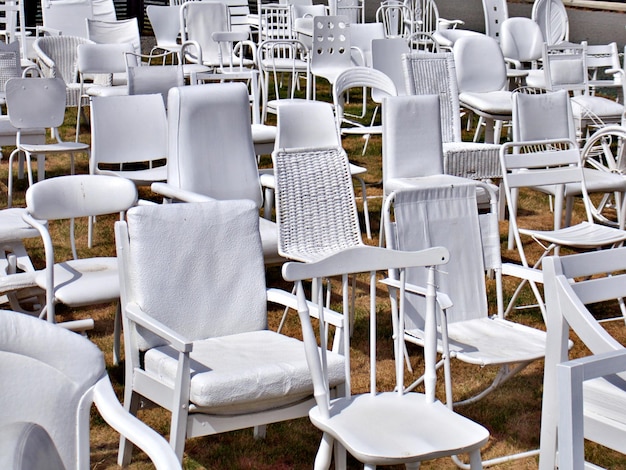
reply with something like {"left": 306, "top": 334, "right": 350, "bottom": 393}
{"left": 310, "top": 15, "right": 352, "bottom": 94}
{"left": 0, "top": 0, "right": 32, "bottom": 68}
{"left": 349, "top": 22, "right": 385, "bottom": 67}
{"left": 89, "top": 94, "right": 168, "bottom": 185}
{"left": 22, "top": 174, "right": 138, "bottom": 362}
{"left": 75, "top": 42, "right": 133, "bottom": 140}
{"left": 258, "top": 3, "right": 294, "bottom": 43}
{"left": 146, "top": 4, "right": 182, "bottom": 63}
{"left": 499, "top": 17, "right": 545, "bottom": 88}
{"left": 39, "top": 0, "right": 92, "bottom": 37}
{"left": 584, "top": 42, "right": 624, "bottom": 100}
{"left": 531, "top": 0, "right": 569, "bottom": 46}
{"left": 500, "top": 93, "right": 626, "bottom": 319}
{"left": 282, "top": 233, "right": 489, "bottom": 468}
{"left": 0, "top": 309, "right": 181, "bottom": 470}
{"left": 540, "top": 247, "right": 626, "bottom": 469}
{"left": 382, "top": 182, "right": 547, "bottom": 466}
{"left": 5, "top": 77, "right": 91, "bottom": 207}
{"left": 151, "top": 82, "right": 283, "bottom": 266}
{"left": 481, "top": 0, "right": 508, "bottom": 42}
{"left": 453, "top": 33, "right": 513, "bottom": 144}
{"left": 376, "top": 1, "right": 413, "bottom": 40}
{"left": 115, "top": 199, "right": 345, "bottom": 464}
{"left": 372, "top": 37, "right": 410, "bottom": 95}
{"left": 86, "top": 18, "right": 141, "bottom": 56}
{"left": 402, "top": 51, "right": 503, "bottom": 181}
{"left": 337, "top": 0, "right": 363, "bottom": 23}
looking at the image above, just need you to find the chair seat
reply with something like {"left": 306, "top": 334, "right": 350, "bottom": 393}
{"left": 0, "top": 208, "right": 40, "bottom": 242}
{"left": 145, "top": 329, "right": 345, "bottom": 413}
{"left": 442, "top": 141, "right": 501, "bottom": 179}
{"left": 459, "top": 90, "right": 513, "bottom": 117}
{"left": 35, "top": 257, "right": 119, "bottom": 306}
{"left": 406, "top": 317, "right": 547, "bottom": 366}
{"left": 520, "top": 221, "right": 626, "bottom": 249}
{"left": 309, "top": 392, "right": 489, "bottom": 465}
{"left": 533, "top": 168, "right": 626, "bottom": 197}
{"left": 96, "top": 165, "right": 168, "bottom": 186}
{"left": 583, "top": 376, "right": 626, "bottom": 428}
{"left": 87, "top": 85, "right": 129, "bottom": 97}
{"left": 259, "top": 217, "right": 284, "bottom": 265}
{"left": 571, "top": 95, "right": 624, "bottom": 121}
{"left": 20, "top": 141, "right": 90, "bottom": 154}
{"left": 260, "top": 57, "right": 308, "bottom": 72}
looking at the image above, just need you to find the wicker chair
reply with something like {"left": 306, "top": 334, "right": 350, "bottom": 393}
{"left": 33, "top": 35, "right": 94, "bottom": 108}
{"left": 402, "top": 51, "right": 501, "bottom": 181}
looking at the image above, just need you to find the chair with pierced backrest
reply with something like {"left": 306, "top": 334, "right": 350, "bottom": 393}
{"left": 151, "top": 82, "right": 283, "bottom": 266}
{"left": 0, "top": 309, "right": 181, "bottom": 470}
{"left": 481, "top": 0, "right": 508, "bottom": 42}
{"left": 5, "top": 77, "right": 91, "bottom": 206}
{"left": 115, "top": 200, "right": 346, "bottom": 464}
{"left": 500, "top": 91, "right": 626, "bottom": 319}
{"left": 282, "top": 225, "right": 489, "bottom": 468}
{"left": 310, "top": 15, "right": 352, "bottom": 93}
{"left": 402, "top": 51, "right": 502, "bottom": 181}
{"left": 531, "top": 0, "right": 569, "bottom": 46}
{"left": 541, "top": 247, "right": 626, "bottom": 469}
{"left": 22, "top": 174, "right": 138, "bottom": 362}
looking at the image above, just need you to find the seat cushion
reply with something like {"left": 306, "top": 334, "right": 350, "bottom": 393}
{"left": 571, "top": 95, "right": 624, "bottom": 121}
{"left": 35, "top": 257, "right": 119, "bottom": 306}
{"left": 144, "top": 329, "right": 345, "bottom": 413}
{"left": 459, "top": 90, "right": 513, "bottom": 117}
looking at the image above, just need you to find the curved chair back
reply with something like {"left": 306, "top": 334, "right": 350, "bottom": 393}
{"left": 6, "top": 77, "right": 67, "bottom": 129}
{"left": 500, "top": 17, "right": 544, "bottom": 65}
{"left": 482, "top": 0, "right": 508, "bottom": 42}
{"left": 453, "top": 34, "right": 507, "bottom": 93}
{"left": 146, "top": 5, "right": 182, "bottom": 53}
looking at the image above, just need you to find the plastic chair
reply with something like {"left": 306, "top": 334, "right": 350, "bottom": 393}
{"left": 0, "top": 309, "right": 181, "bottom": 470}
{"left": 402, "top": 51, "right": 502, "bottom": 181}
{"left": 124, "top": 52, "right": 184, "bottom": 106}
{"left": 500, "top": 92, "right": 626, "bottom": 319}
{"left": 375, "top": 1, "right": 413, "bottom": 40}
{"left": 86, "top": 18, "right": 141, "bottom": 56}
{"left": 453, "top": 33, "right": 512, "bottom": 144}
{"left": 350, "top": 22, "right": 385, "bottom": 67}
{"left": 282, "top": 233, "right": 489, "bottom": 468}
{"left": 540, "top": 247, "right": 626, "bottom": 469}
{"left": 500, "top": 17, "right": 545, "bottom": 89}
{"left": 146, "top": 4, "right": 182, "bottom": 63}
{"left": 89, "top": 94, "right": 168, "bottom": 185}
{"left": 383, "top": 182, "right": 547, "bottom": 467}
{"left": 39, "top": 0, "right": 92, "bottom": 37}
{"left": 310, "top": 15, "right": 352, "bottom": 94}
{"left": 372, "top": 37, "right": 410, "bottom": 95}
{"left": 5, "top": 77, "right": 91, "bottom": 207}
{"left": 33, "top": 35, "right": 94, "bottom": 108}
{"left": 151, "top": 82, "right": 283, "bottom": 266}
{"left": 115, "top": 200, "right": 345, "bottom": 464}
{"left": 481, "top": 0, "right": 508, "bottom": 42}
{"left": 531, "top": 0, "right": 569, "bottom": 46}
{"left": 75, "top": 42, "right": 133, "bottom": 140}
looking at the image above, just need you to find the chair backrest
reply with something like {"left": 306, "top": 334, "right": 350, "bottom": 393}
{"left": 531, "top": 0, "right": 569, "bottom": 46}
{"left": 584, "top": 42, "right": 622, "bottom": 89}
{"left": 0, "top": 309, "right": 105, "bottom": 469}
{"left": 0, "top": 41, "right": 21, "bottom": 93}
{"left": 25, "top": 174, "right": 138, "bottom": 221}
{"left": 382, "top": 94, "right": 444, "bottom": 185}
{"left": 273, "top": 103, "right": 363, "bottom": 261}
{"left": 6, "top": 77, "right": 66, "bottom": 129}
{"left": 333, "top": 66, "right": 397, "bottom": 131}
{"left": 482, "top": 0, "right": 508, "bottom": 42}
{"left": 125, "top": 53, "right": 184, "bottom": 105}
{"left": 512, "top": 89, "right": 576, "bottom": 142}
{"left": 33, "top": 35, "right": 93, "bottom": 85}
{"left": 500, "top": 17, "right": 544, "bottom": 65}
{"left": 41, "top": 0, "right": 93, "bottom": 37}
{"left": 259, "top": 3, "right": 294, "bottom": 41}
{"left": 410, "top": 0, "right": 439, "bottom": 35}
{"left": 86, "top": 18, "right": 141, "bottom": 55}
{"left": 180, "top": 1, "right": 229, "bottom": 67}
{"left": 402, "top": 51, "right": 461, "bottom": 142}
{"left": 350, "top": 22, "right": 385, "bottom": 67}
{"left": 118, "top": 200, "right": 267, "bottom": 351}
{"left": 77, "top": 42, "right": 132, "bottom": 75}
{"left": 310, "top": 15, "right": 351, "bottom": 73}
{"left": 384, "top": 182, "right": 500, "bottom": 328}
{"left": 336, "top": 0, "right": 363, "bottom": 23}
{"left": 275, "top": 99, "right": 340, "bottom": 149}
{"left": 453, "top": 33, "right": 507, "bottom": 93}
{"left": 541, "top": 42, "right": 587, "bottom": 94}
{"left": 166, "top": 82, "right": 263, "bottom": 207}
{"left": 90, "top": 94, "right": 168, "bottom": 169}
{"left": 372, "top": 38, "right": 410, "bottom": 96}
{"left": 376, "top": 0, "right": 412, "bottom": 39}
{"left": 147, "top": 5, "right": 182, "bottom": 50}
{"left": 91, "top": 0, "right": 116, "bottom": 21}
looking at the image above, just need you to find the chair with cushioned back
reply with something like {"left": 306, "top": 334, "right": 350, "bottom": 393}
{"left": 86, "top": 18, "right": 141, "bottom": 56}
{"left": 0, "top": 309, "right": 181, "bottom": 470}
{"left": 115, "top": 200, "right": 346, "bottom": 464}
{"left": 540, "top": 247, "right": 626, "bottom": 469}
{"left": 151, "top": 82, "right": 283, "bottom": 266}
{"left": 500, "top": 16, "right": 545, "bottom": 88}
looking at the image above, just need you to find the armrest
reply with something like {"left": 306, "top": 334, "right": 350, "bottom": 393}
{"left": 151, "top": 182, "right": 215, "bottom": 203}
{"left": 93, "top": 376, "right": 181, "bottom": 470}
{"left": 350, "top": 45, "right": 366, "bottom": 67}
{"left": 438, "top": 18, "right": 464, "bottom": 29}
{"left": 125, "top": 303, "right": 192, "bottom": 353}
{"left": 379, "top": 277, "right": 453, "bottom": 310}
{"left": 502, "top": 262, "right": 543, "bottom": 284}
{"left": 267, "top": 287, "right": 344, "bottom": 328}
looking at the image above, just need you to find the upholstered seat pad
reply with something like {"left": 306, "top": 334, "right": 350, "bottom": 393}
{"left": 35, "top": 257, "right": 119, "bottom": 306}
{"left": 459, "top": 90, "right": 512, "bottom": 116}
{"left": 571, "top": 95, "right": 624, "bottom": 119}
{"left": 144, "top": 329, "right": 345, "bottom": 412}
{"left": 96, "top": 165, "right": 167, "bottom": 186}
{"left": 584, "top": 376, "right": 626, "bottom": 427}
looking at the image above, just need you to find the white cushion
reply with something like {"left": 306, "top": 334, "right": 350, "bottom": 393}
{"left": 459, "top": 90, "right": 513, "bottom": 116}
{"left": 144, "top": 329, "right": 345, "bottom": 413}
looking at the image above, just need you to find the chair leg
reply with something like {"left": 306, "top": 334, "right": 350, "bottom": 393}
{"left": 355, "top": 176, "right": 371, "bottom": 239}
{"left": 113, "top": 302, "right": 122, "bottom": 366}
{"left": 313, "top": 432, "right": 334, "bottom": 470}
{"left": 118, "top": 391, "right": 141, "bottom": 466}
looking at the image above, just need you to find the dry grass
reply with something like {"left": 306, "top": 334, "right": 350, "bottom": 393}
{"left": 5, "top": 85, "right": 626, "bottom": 469}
